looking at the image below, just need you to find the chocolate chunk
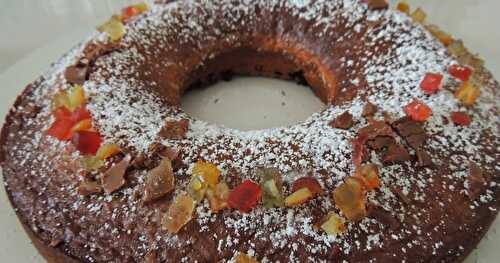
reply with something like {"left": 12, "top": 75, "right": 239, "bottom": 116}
{"left": 64, "top": 65, "right": 89, "bottom": 85}
{"left": 416, "top": 149, "right": 433, "bottom": 167}
{"left": 467, "top": 162, "right": 487, "bottom": 200}
{"left": 49, "top": 238, "right": 63, "bottom": 247}
{"left": 367, "top": 136, "right": 396, "bottom": 150}
{"left": 362, "top": 101, "right": 378, "bottom": 117}
{"left": 367, "top": 204, "right": 400, "bottom": 230}
{"left": 392, "top": 117, "right": 428, "bottom": 150}
{"left": 390, "top": 186, "right": 412, "bottom": 204}
{"left": 77, "top": 179, "right": 102, "bottom": 196}
{"left": 143, "top": 157, "right": 175, "bottom": 203}
{"left": 330, "top": 111, "right": 354, "bottom": 130}
{"left": 352, "top": 120, "right": 395, "bottom": 166}
{"left": 82, "top": 41, "right": 118, "bottom": 63}
{"left": 382, "top": 144, "right": 411, "bottom": 164}
{"left": 159, "top": 119, "right": 189, "bottom": 140}
{"left": 364, "top": 0, "right": 388, "bottom": 10}
{"left": 101, "top": 155, "right": 131, "bottom": 194}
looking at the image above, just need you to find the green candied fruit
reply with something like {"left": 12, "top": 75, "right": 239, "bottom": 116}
{"left": 258, "top": 168, "right": 284, "bottom": 208}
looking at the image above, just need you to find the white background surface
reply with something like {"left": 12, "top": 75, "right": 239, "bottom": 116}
{"left": 0, "top": 0, "right": 499, "bottom": 262}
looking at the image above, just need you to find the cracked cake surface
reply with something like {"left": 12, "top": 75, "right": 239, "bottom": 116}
{"left": 1, "top": 0, "right": 499, "bottom": 262}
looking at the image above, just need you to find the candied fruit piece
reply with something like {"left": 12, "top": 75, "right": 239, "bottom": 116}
{"left": 192, "top": 161, "right": 221, "bottom": 188}
{"left": 333, "top": 177, "right": 367, "bottom": 222}
{"left": 235, "top": 253, "right": 259, "bottom": 263}
{"left": 95, "top": 143, "right": 122, "bottom": 160}
{"left": 70, "top": 106, "right": 92, "bottom": 123}
{"left": 144, "top": 158, "right": 175, "bottom": 203}
{"left": 355, "top": 163, "right": 381, "bottom": 190}
{"left": 52, "top": 90, "right": 71, "bottom": 111}
{"left": 396, "top": 1, "right": 410, "bottom": 14}
{"left": 404, "top": 100, "right": 432, "bottom": 122}
{"left": 426, "top": 25, "right": 454, "bottom": 46}
{"left": 420, "top": 73, "right": 443, "bottom": 94}
{"left": 97, "top": 15, "right": 126, "bottom": 42}
{"left": 121, "top": 3, "right": 149, "bottom": 21}
{"left": 71, "top": 119, "right": 92, "bottom": 133}
{"left": 447, "top": 40, "right": 485, "bottom": 68}
{"left": 72, "top": 130, "right": 102, "bottom": 155}
{"left": 101, "top": 155, "right": 131, "bottom": 194}
{"left": 258, "top": 168, "right": 284, "bottom": 208}
{"left": 455, "top": 81, "right": 480, "bottom": 106}
{"left": 449, "top": 65, "right": 473, "bottom": 82}
{"left": 53, "top": 106, "right": 71, "bottom": 120}
{"left": 207, "top": 182, "right": 230, "bottom": 213}
{"left": 228, "top": 180, "right": 262, "bottom": 213}
{"left": 187, "top": 174, "right": 208, "bottom": 202}
{"left": 68, "top": 85, "right": 86, "bottom": 111}
{"left": 411, "top": 7, "right": 427, "bottom": 23}
{"left": 81, "top": 156, "right": 105, "bottom": 171}
{"left": 285, "top": 188, "right": 313, "bottom": 207}
{"left": 319, "top": 212, "right": 346, "bottom": 235}
{"left": 292, "top": 177, "right": 323, "bottom": 196}
{"left": 47, "top": 118, "right": 74, "bottom": 141}
{"left": 162, "top": 195, "right": 195, "bottom": 234}
{"left": 450, "top": 112, "right": 472, "bottom": 126}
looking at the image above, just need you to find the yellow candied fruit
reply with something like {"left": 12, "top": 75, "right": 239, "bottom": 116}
{"left": 235, "top": 253, "right": 259, "bottom": 263}
{"left": 52, "top": 90, "right": 71, "bottom": 110}
{"left": 192, "top": 161, "right": 221, "bottom": 188}
{"left": 411, "top": 7, "right": 427, "bottom": 23}
{"left": 134, "top": 2, "right": 149, "bottom": 13}
{"left": 97, "top": 15, "right": 126, "bottom": 42}
{"left": 68, "top": 84, "right": 86, "bottom": 111}
{"left": 81, "top": 156, "right": 105, "bottom": 171}
{"left": 320, "top": 212, "right": 346, "bottom": 236}
{"left": 396, "top": 1, "right": 410, "bottom": 14}
{"left": 95, "top": 143, "right": 122, "bottom": 160}
{"left": 162, "top": 195, "right": 195, "bottom": 234}
{"left": 455, "top": 81, "right": 480, "bottom": 106}
{"left": 188, "top": 175, "right": 207, "bottom": 202}
{"left": 71, "top": 119, "right": 93, "bottom": 133}
{"left": 285, "top": 188, "right": 313, "bottom": 207}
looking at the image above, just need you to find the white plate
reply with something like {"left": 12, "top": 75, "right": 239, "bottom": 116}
{"left": 0, "top": 1, "right": 499, "bottom": 262}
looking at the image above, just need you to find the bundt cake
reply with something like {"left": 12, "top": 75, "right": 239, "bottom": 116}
{"left": 1, "top": 0, "right": 499, "bottom": 262}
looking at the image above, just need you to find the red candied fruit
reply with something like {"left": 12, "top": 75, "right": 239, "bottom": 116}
{"left": 121, "top": 6, "right": 140, "bottom": 21}
{"left": 404, "top": 100, "right": 432, "bottom": 122}
{"left": 450, "top": 112, "right": 472, "bottom": 126}
{"left": 449, "top": 65, "right": 472, "bottom": 82}
{"left": 292, "top": 177, "right": 323, "bottom": 196}
{"left": 72, "top": 131, "right": 103, "bottom": 155}
{"left": 47, "top": 118, "right": 75, "bottom": 141}
{"left": 70, "top": 106, "right": 92, "bottom": 123}
{"left": 228, "top": 180, "right": 262, "bottom": 213}
{"left": 420, "top": 73, "right": 443, "bottom": 94}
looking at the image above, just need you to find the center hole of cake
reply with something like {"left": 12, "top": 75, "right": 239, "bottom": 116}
{"left": 181, "top": 76, "right": 326, "bottom": 131}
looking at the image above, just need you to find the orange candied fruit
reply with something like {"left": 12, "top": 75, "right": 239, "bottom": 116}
{"left": 404, "top": 99, "right": 432, "bottom": 122}
{"left": 162, "top": 195, "right": 195, "bottom": 234}
{"left": 192, "top": 161, "right": 221, "bottom": 188}
{"left": 396, "top": 1, "right": 410, "bottom": 14}
{"left": 427, "top": 25, "right": 454, "bottom": 47}
{"left": 355, "top": 163, "right": 381, "bottom": 191}
{"left": 121, "top": 2, "right": 149, "bottom": 22}
{"left": 420, "top": 73, "right": 443, "bottom": 95}
{"left": 228, "top": 180, "right": 262, "bottom": 213}
{"left": 450, "top": 112, "right": 472, "bottom": 126}
{"left": 455, "top": 81, "right": 480, "bottom": 106}
{"left": 333, "top": 177, "right": 367, "bottom": 222}
{"left": 235, "top": 253, "right": 259, "bottom": 263}
{"left": 207, "top": 182, "right": 230, "bottom": 213}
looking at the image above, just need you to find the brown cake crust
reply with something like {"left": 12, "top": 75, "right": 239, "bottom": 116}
{"left": 1, "top": 0, "right": 499, "bottom": 262}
